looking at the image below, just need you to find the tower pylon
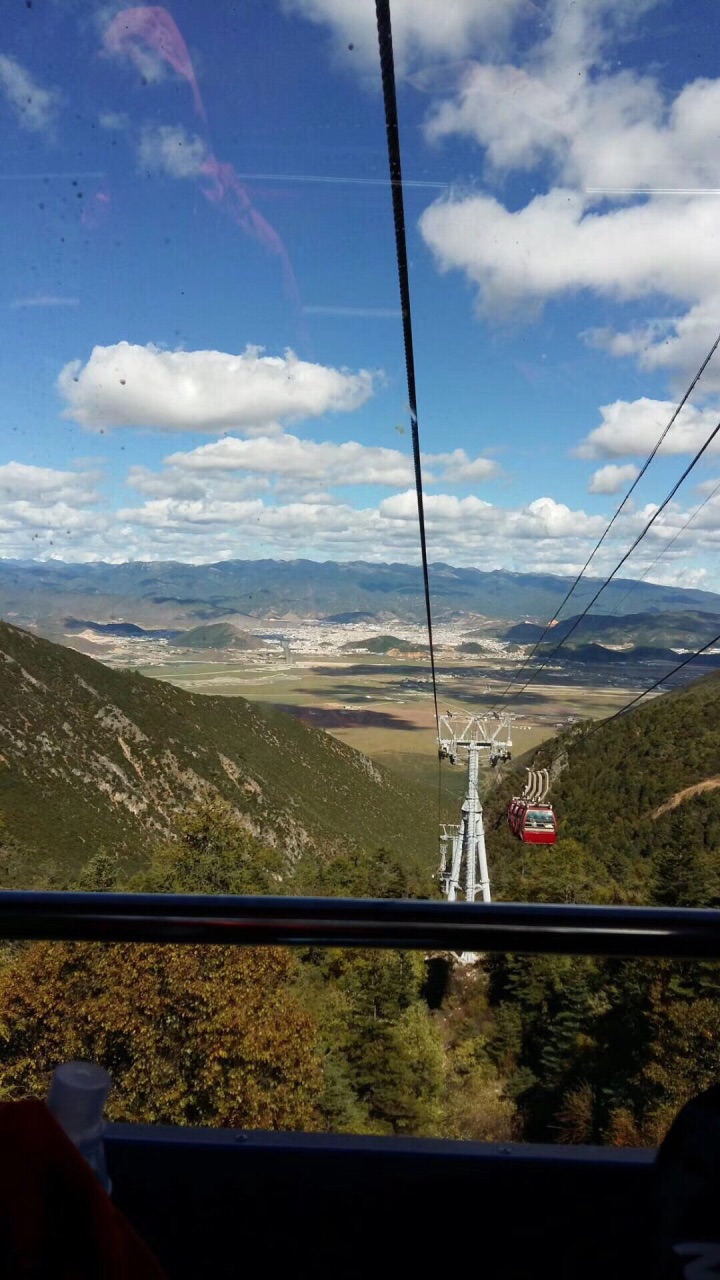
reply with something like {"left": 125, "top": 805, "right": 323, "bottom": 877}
{"left": 437, "top": 714, "right": 513, "bottom": 906}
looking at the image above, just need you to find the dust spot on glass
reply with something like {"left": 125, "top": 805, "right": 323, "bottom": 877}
{"left": 120, "top": 379, "right": 126, "bottom": 385}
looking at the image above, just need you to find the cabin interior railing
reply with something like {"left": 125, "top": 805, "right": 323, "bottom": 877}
{"left": 0, "top": 890, "right": 720, "bottom": 957}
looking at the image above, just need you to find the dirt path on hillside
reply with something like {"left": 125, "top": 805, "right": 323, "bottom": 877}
{"left": 652, "top": 777, "right": 720, "bottom": 820}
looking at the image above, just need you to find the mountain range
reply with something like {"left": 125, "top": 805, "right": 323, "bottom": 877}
{"left": 1, "top": 558, "right": 719, "bottom": 629}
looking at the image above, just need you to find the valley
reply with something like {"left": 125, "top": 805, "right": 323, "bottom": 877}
{"left": 1, "top": 560, "right": 720, "bottom": 1148}
{"left": 22, "top": 593, "right": 720, "bottom": 794}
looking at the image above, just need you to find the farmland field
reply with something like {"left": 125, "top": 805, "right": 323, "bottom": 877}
{"left": 136, "top": 651, "right": 641, "bottom": 810}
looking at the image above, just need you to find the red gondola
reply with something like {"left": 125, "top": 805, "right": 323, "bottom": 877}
{"left": 507, "top": 799, "right": 557, "bottom": 845}
{"left": 508, "top": 768, "right": 557, "bottom": 845}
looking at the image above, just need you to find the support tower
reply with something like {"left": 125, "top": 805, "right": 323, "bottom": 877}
{"left": 438, "top": 714, "right": 513, "bottom": 904}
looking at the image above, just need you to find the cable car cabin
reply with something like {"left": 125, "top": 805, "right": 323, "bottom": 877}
{"left": 508, "top": 799, "right": 557, "bottom": 845}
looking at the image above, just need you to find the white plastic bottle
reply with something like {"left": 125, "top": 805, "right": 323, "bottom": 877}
{"left": 48, "top": 1060, "right": 113, "bottom": 1195}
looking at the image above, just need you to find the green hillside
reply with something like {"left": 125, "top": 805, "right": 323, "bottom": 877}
{"left": 179, "top": 622, "right": 266, "bottom": 650}
{"left": 0, "top": 621, "right": 436, "bottom": 885}
{"left": 484, "top": 668, "right": 720, "bottom": 905}
{"left": 342, "top": 634, "right": 426, "bottom": 654}
{"left": 505, "top": 608, "right": 720, "bottom": 650}
{"left": 478, "top": 672, "right": 720, "bottom": 1143}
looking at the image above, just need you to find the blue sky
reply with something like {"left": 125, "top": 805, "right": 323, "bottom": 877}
{"left": 2, "top": 0, "right": 720, "bottom": 589}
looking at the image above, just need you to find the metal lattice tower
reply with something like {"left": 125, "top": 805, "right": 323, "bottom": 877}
{"left": 437, "top": 714, "right": 513, "bottom": 905}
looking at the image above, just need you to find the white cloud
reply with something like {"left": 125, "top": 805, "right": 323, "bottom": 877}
{"left": 96, "top": 487, "right": 633, "bottom": 578}
{"left": 587, "top": 302, "right": 720, "bottom": 393}
{"left": 380, "top": 490, "right": 606, "bottom": 540}
{"left": 99, "top": 111, "right": 129, "bottom": 130}
{"left": 168, "top": 434, "right": 416, "bottom": 486}
{"left": 127, "top": 464, "right": 270, "bottom": 502}
{"left": 0, "top": 462, "right": 99, "bottom": 506}
{"left": 416, "top": 0, "right": 720, "bottom": 379}
{"left": 8, "top": 474, "right": 720, "bottom": 585}
{"left": 137, "top": 124, "right": 208, "bottom": 180}
{"left": 578, "top": 398, "right": 720, "bottom": 460}
{"left": 0, "top": 54, "right": 58, "bottom": 133}
{"left": 420, "top": 189, "right": 720, "bottom": 316}
{"left": 588, "top": 463, "right": 640, "bottom": 495}
{"left": 423, "top": 35, "right": 720, "bottom": 195}
{"left": 57, "top": 342, "right": 375, "bottom": 434}
{"left": 0, "top": 470, "right": 109, "bottom": 558}
{"left": 102, "top": 16, "right": 168, "bottom": 86}
{"left": 280, "top": 0, "right": 524, "bottom": 71}
{"left": 118, "top": 497, "right": 266, "bottom": 528}
{"left": 133, "top": 435, "right": 497, "bottom": 493}
{"left": 0, "top": 502, "right": 102, "bottom": 534}
{"left": 10, "top": 296, "right": 79, "bottom": 310}
{"left": 431, "top": 448, "right": 497, "bottom": 483}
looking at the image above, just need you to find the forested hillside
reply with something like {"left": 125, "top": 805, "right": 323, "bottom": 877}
{"left": 0, "top": 620, "right": 436, "bottom": 886}
{"left": 505, "top": 609, "right": 720, "bottom": 650}
{"left": 477, "top": 672, "right": 720, "bottom": 1143}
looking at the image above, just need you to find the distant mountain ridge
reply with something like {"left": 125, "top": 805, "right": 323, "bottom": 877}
{"left": 505, "top": 609, "right": 720, "bottom": 650}
{"left": 545, "top": 642, "right": 720, "bottom": 667}
{"left": 1, "top": 558, "right": 718, "bottom": 629}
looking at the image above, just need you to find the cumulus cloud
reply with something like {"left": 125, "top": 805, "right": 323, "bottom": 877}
{"left": 280, "top": 0, "right": 525, "bottom": 70}
{"left": 380, "top": 490, "right": 606, "bottom": 540}
{"left": 0, "top": 462, "right": 99, "bottom": 506}
{"left": 127, "top": 464, "right": 270, "bottom": 502}
{"left": 0, "top": 464, "right": 108, "bottom": 559}
{"left": 162, "top": 434, "right": 497, "bottom": 489}
{"left": 578, "top": 399, "right": 720, "bottom": 460}
{"left": 111, "top": 489, "right": 613, "bottom": 571}
{"left": 587, "top": 302, "right": 720, "bottom": 393}
{"left": 588, "top": 463, "right": 640, "bottom": 495}
{"left": 137, "top": 124, "right": 208, "bottom": 179}
{"left": 424, "top": 14, "right": 720, "bottom": 194}
{"left": 118, "top": 497, "right": 266, "bottom": 528}
{"left": 420, "top": 189, "right": 720, "bottom": 316}
{"left": 0, "top": 54, "right": 59, "bottom": 133}
{"left": 431, "top": 448, "right": 497, "bottom": 483}
{"left": 8, "top": 472, "right": 720, "bottom": 585}
{"left": 417, "top": 0, "right": 720, "bottom": 378}
{"left": 167, "top": 434, "right": 416, "bottom": 487}
{"left": 57, "top": 342, "right": 375, "bottom": 434}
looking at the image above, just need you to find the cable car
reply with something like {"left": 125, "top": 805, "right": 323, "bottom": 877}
{"left": 508, "top": 800, "right": 557, "bottom": 845}
{"left": 508, "top": 769, "right": 557, "bottom": 845}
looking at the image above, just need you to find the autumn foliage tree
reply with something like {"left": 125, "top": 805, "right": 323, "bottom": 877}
{"left": 0, "top": 940, "right": 322, "bottom": 1130}
{"left": 0, "top": 801, "right": 322, "bottom": 1129}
